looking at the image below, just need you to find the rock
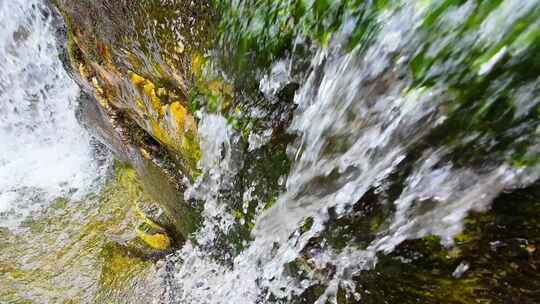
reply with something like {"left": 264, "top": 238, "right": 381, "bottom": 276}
{"left": 136, "top": 221, "right": 172, "bottom": 251}
{"left": 48, "top": 0, "right": 211, "bottom": 242}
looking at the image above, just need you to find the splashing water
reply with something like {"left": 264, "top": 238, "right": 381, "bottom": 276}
{"left": 164, "top": 1, "right": 540, "bottom": 303}
{"left": 0, "top": 0, "right": 106, "bottom": 227}
{"left": 1, "top": 0, "right": 537, "bottom": 302}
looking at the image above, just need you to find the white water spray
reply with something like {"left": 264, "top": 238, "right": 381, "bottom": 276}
{"left": 164, "top": 1, "right": 540, "bottom": 303}
{"left": 0, "top": 0, "right": 106, "bottom": 227}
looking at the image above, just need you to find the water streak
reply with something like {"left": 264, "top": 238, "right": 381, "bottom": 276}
{"left": 166, "top": 1, "right": 540, "bottom": 303}
{"left": 0, "top": 0, "right": 106, "bottom": 227}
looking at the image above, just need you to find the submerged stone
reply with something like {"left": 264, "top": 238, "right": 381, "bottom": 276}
{"left": 0, "top": 164, "right": 162, "bottom": 303}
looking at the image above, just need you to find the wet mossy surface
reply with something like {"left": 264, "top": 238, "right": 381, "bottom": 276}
{"left": 47, "top": 0, "right": 540, "bottom": 302}
{"left": 205, "top": 1, "right": 539, "bottom": 302}
{"left": 0, "top": 164, "right": 165, "bottom": 303}
{"left": 352, "top": 182, "right": 540, "bottom": 304}
{"left": 273, "top": 182, "right": 540, "bottom": 304}
{"left": 52, "top": 0, "right": 302, "bottom": 252}
{"left": 50, "top": 0, "right": 212, "bottom": 241}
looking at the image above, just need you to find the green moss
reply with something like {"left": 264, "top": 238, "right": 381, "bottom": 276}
{"left": 97, "top": 242, "right": 152, "bottom": 291}
{"left": 407, "top": 1, "right": 540, "bottom": 169}
{"left": 0, "top": 163, "right": 160, "bottom": 303}
{"left": 349, "top": 182, "right": 540, "bottom": 303}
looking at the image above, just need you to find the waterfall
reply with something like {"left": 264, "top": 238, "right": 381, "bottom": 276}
{"left": 1, "top": 0, "right": 538, "bottom": 302}
{"left": 164, "top": 1, "right": 540, "bottom": 303}
{"left": 0, "top": 0, "right": 105, "bottom": 227}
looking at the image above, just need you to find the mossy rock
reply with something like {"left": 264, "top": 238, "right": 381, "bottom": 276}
{"left": 0, "top": 164, "right": 162, "bottom": 303}
{"left": 136, "top": 220, "right": 172, "bottom": 251}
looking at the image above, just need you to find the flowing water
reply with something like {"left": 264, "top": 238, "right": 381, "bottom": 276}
{"left": 0, "top": 1, "right": 154, "bottom": 302}
{"left": 1, "top": 0, "right": 539, "bottom": 303}
{"left": 0, "top": 0, "right": 106, "bottom": 227}
{"left": 163, "top": 1, "right": 540, "bottom": 303}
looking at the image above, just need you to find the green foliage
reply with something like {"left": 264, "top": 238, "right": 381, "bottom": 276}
{"left": 213, "top": 0, "right": 387, "bottom": 76}
{"left": 409, "top": 0, "right": 540, "bottom": 168}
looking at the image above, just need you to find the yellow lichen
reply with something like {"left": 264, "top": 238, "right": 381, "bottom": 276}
{"left": 95, "top": 93, "right": 110, "bottom": 109}
{"left": 135, "top": 218, "right": 171, "bottom": 251}
{"left": 191, "top": 52, "right": 205, "bottom": 77}
{"left": 156, "top": 87, "right": 167, "bottom": 97}
{"left": 150, "top": 120, "right": 169, "bottom": 145}
{"left": 127, "top": 71, "right": 200, "bottom": 175}
{"left": 169, "top": 101, "right": 188, "bottom": 131}
{"left": 142, "top": 81, "right": 155, "bottom": 97}
{"left": 139, "top": 147, "right": 151, "bottom": 159}
{"left": 135, "top": 98, "right": 146, "bottom": 111}
{"left": 92, "top": 77, "right": 104, "bottom": 95}
{"left": 78, "top": 63, "right": 90, "bottom": 80}
{"left": 129, "top": 72, "right": 146, "bottom": 86}
{"left": 133, "top": 78, "right": 164, "bottom": 117}
{"left": 136, "top": 231, "right": 171, "bottom": 250}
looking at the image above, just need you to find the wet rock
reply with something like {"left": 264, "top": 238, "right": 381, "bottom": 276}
{"left": 136, "top": 220, "right": 172, "bottom": 251}
{"left": 47, "top": 0, "right": 211, "bottom": 241}
{"left": 0, "top": 164, "right": 163, "bottom": 303}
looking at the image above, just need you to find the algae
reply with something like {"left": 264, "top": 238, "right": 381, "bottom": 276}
{"left": 0, "top": 164, "right": 164, "bottom": 303}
